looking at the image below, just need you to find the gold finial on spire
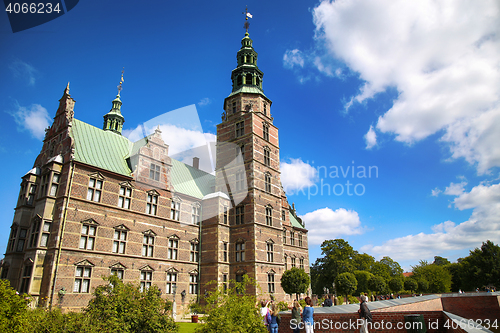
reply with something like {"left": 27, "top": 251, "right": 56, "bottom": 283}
{"left": 242, "top": 6, "right": 252, "bottom": 33}
{"left": 117, "top": 67, "right": 125, "bottom": 96}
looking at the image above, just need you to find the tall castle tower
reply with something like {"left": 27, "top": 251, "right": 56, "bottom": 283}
{"left": 199, "top": 27, "right": 309, "bottom": 299}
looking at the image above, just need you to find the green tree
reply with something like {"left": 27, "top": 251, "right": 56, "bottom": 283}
{"left": 368, "top": 275, "right": 386, "bottom": 296}
{"left": 85, "top": 275, "right": 177, "bottom": 333}
{"left": 412, "top": 262, "right": 451, "bottom": 293}
{"left": 460, "top": 240, "right": 500, "bottom": 291}
{"left": 196, "top": 276, "right": 267, "bottom": 333}
{"left": 311, "top": 239, "right": 356, "bottom": 295}
{"left": 388, "top": 277, "right": 403, "bottom": 293}
{"left": 281, "top": 267, "right": 310, "bottom": 300}
{"left": 433, "top": 256, "right": 451, "bottom": 266}
{"left": 335, "top": 272, "right": 357, "bottom": 303}
{"left": 404, "top": 278, "right": 418, "bottom": 293}
{"left": 0, "top": 279, "right": 30, "bottom": 331}
{"left": 373, "top": 256, "right": 403, "bottom": 279}
{"left": 416, "top": 279, "right": 429, "bottom": 294}
{"left": 354, "top": 270, "right": 374, "bottom": 295}
{"left": 353, "top": 253, "right": 376, "bottom": 271}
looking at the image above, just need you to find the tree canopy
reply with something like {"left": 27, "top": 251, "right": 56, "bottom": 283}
{"left": 281, "top": 267, "right": 310, "bottom": 300}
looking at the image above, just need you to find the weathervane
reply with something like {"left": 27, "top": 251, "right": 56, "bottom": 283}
{"left": 242, "top": 6, "right": 252, "bottom": 33}
{"left": 117, "top": 67, "right": 125, "bottom": 96}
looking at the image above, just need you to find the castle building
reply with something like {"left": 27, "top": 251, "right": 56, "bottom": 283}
{"left": 0, "top": 29, "right": 309, "bottom": 312}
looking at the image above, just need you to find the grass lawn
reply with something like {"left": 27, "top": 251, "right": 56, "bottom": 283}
{"left": 178, "top": 322, "right": 201, "bottom": 333}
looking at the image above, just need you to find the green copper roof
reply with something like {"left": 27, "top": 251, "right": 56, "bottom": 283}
{"left": 227, "top": 85, "right": 269, "bottom": 99}
{"left": 170, "top": 159, "right": 215, "bottom": 199}
{"left": 71, "top": 119, "right": 133, "bottom": 176}
{"left": 289, "top": 211, "right": 305, "bottom": 229}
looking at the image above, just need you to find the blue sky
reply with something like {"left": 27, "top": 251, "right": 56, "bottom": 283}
{"left": 1, "top": 0, "right": 499, "bottom": 271}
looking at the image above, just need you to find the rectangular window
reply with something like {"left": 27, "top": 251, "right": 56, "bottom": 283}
{"left": 140, "top": 271, "right": 152, "bottom": 292}
{"left": 263, "top": 124, "right": 269, "bottom": 141}
{"left": 235, "top": 121, "right": 244, "bottom": 137}
{"left": 170, "top": 201, "right": 180, "bottom": 221}
{"left": 264, "top": 104, "right": 267, "bottom": 116}
{"left": 264, "top": 149, "right": 270, "bottom": 166}
{"left": 191, "top": 206, "right": 200, "bottom": 224}
{"left": 300, "top": 258, "right": 305, "bottom": 270}
{"left": 268, "top": 273, "right": 275, "bottom": 293}
{"left": 7, "top": 226, "right": 18, "bottom": 252}
{"left": 267, "top": 243, "right": 274, "bottom": 262}
{"left": 266, "top": 207, "right": 272, "bottom": 226}
{"left": 298, "top": 233, "right": 303, "bottom": 247}
{"left": 265, "top": 173, "right": 271, "bottom": 193}
{"left": 40, "top": 222, "right": 51, "bottom": 247}
{"left": 290, "top": 231, "right": 295, "bottom": 246}
{"left": 235, "top": 243, "right": 245, "bottom": 262}
{"left": 223, "top": 242, "right": 228, "bottom": 262}
{"left": 16, "top": 228, "right": 27, "bottom": 252}
{"left": 118, "top": 187, "right": 132, "bottom": 209}
{"left": 80, "top": 225, "right": 96, "bottom": 250}
{"left": 29, "top": 220, "right": 41, "bottom": 248}
{"left": 190, "top": 242, "right": 199, "bottom": 262}
{"left": 223, "top": 208, "right": 228, "bottom": 225}
{"left": 236, "top": 171, "right": 245, "bottom": 191}
{"left": 150, "top": 163, "right": 160, "bottom": 181}
{"left": 236, "top": 145, "right": 245, "bottom": 163}
{"left": 146, "top": 193, "right": 158, "bottom": 215}
{"left": 19, "top": 265, "right": 33, "bottom": 294}
{"left": 189, "top": 274, "right": 198, "bottom": 294}
{"left": 168, "top": 239, "right": 178, "bottom": 260}
{"left": 284, "top": 257, "right": 288, "bottom": 271}
{"left": 142, "top": 235, "right": 154, "bottom": 257}
{"left": 27, "top": 184, "right": 36, "bottom": 205}
{"left": 166, "top": 272, "right": 177, "bottom": 294}
{"left": 49, "top": 173, "right": 60, "bottom": 196}
{"left": 74, "top": 266, "right": 91, "bottom": 293}
{"left": 232, "top": 102, "right": 236, "bottom": 114}
{"left": 291, "top": 257, "right": 296, "bottom": 268}
{"left": 111, "top": 268, "right": 124, "bottom": 280}
{"left": 39, "top": 174, "right": 49, "bottom": 198}
{"left": 235, "top": 206, "right": 244, "bottom": 225}
{"left": 113, "top": 230, "right": 127, "bottom": 254}
{"left": 283, "top": 229, "right": 287, "bottom": 245}
{"left": 282, "top": 210, "right": 286, "bottom": 221}
{"left": 222, "top": 274, "right": 228, "bottom": 292}
{"left": 87, "top": 178, "right": 103, "bottom": 202}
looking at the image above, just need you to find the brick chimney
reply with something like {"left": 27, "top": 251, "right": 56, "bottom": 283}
{"left": 193, "top": 157, "right": 200, "bottom": 169}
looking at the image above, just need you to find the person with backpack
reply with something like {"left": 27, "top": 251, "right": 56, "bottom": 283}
{"left": 268, "top": 302, "right": 280, "bottom": 333}
{"left": 358, "top": 295, "right": 372, "bottom": 333}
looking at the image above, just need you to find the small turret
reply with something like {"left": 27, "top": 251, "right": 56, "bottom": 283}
{"left": 103, "top": 70, "right": 125, "bottom": 135}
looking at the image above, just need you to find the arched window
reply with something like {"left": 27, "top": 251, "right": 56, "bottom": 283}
{"left": 246, "top": 73, "right": 253, "bottom": 85}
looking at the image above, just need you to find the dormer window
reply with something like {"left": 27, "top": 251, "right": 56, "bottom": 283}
{"left": 150, "top": 163, "right": 160, "bottom": 181}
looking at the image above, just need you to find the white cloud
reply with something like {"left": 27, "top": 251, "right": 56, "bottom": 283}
{"left": 361, "top": 182, "right": 500, "bottom": 261}
{"left": 10, "top": 59, "right": 37, "bottom": 86}
{"left": 283, "top": 49, "right": 305, "bottom": 69}
{"left": 431, "top": 188, "right": 442, "bottom": 197}
{"left": 9, "top": 103, "right": 51, "bottom": 140}
{"left": 364, "top": 125, "right": 377, "bottom": 149}
{"left": 444, "top": 182, "right": 467, "bottom": 196}
{"left": 311, "top": 0, "right": 500, "bottom": 173}
{"left": 281, "top": 158, "right": 318, "bottom": 193}
{"left": 301, "top": 207, "right": 364, "bottom": 245}
{"left": 198, "top": 98, "right": 211, "bottom": 107}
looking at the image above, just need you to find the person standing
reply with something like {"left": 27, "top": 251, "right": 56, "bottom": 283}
{"left": 260, "top": 300, "right": 271, "bottom": 331}
{"left": 269, "top": 302, "right": 280, "bottom": 333}
{"left": 358, "top": 295, "right": 372, "bottom": 333}
{"left": 291, "top": 300, "right": 302, "bottom": 333}
{"left": 303, "top": 296, "right": 314, "bottom": 333}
